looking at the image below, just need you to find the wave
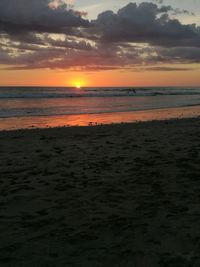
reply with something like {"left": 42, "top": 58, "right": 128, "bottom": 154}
{"left": 0, "top": 87, "right": 200, "bottom": 99}
{"left": 1, "top": 103, "right": 200, "bottom": 119}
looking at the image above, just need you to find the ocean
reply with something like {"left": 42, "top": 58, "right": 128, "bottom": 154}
{"left": 0, "top": 87, "right": 200, "bottom": 130}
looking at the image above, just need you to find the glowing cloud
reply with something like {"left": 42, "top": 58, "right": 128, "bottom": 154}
{"left": 49, "top": 0, "right": 74, "bottom": 9}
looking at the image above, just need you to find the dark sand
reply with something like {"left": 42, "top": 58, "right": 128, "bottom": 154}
{"left": 0, "top": 118, "right": 200, "bottom": 266}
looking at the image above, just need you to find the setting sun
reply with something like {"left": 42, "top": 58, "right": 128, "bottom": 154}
{"left": 69, "top": 77, "right": 88, "bottom": 88}
{"left": 76, "top": 84, "right": 81, "bottom": 89}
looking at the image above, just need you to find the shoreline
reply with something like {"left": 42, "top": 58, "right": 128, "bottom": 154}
{"left": 0, "top": 117, "right": 200, "bottom": 266}
{"left": 1, "top": 115, "right": 200, "bottom": 134}
{"left": 0, "top": 104, "right": 200, "bottom": 131}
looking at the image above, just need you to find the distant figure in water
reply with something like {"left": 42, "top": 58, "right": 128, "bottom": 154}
{"left": 128, "top": 88, "right": 136, "bottom": 94}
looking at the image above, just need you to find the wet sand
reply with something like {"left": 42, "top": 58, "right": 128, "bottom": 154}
{"left": 0, "top": 105, "right": 200, "bottom": 131}
{"left": 0, "top": 118, "right": 200, "bottom": 266}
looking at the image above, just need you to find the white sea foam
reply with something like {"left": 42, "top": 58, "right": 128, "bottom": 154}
{"left": 0, "top": 87, "right": 200, "bottom": 118}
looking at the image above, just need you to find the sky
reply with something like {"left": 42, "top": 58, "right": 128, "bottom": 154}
{"left": 0, "top": 0, "right": 200, "bottom": 86}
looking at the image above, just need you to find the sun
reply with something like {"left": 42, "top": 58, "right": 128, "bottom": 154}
{"left": 74, "top": 80, "right": 84, "bottom": 89}
{"left": 69, "top": 77, "right": 88, "bottom": 88}
{"left": 76, "top": 84, "right": 81, "bottom": 89}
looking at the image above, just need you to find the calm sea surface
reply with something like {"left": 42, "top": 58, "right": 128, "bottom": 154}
{"left": 0, "top": 87, "right": 200, "bottom": 130}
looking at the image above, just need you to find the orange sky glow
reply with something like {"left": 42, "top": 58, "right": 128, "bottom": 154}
{"left": 0, "top": 65, "right": 199, "bottom": 87}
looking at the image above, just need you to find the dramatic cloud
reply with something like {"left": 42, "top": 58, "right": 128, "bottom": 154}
{"left": 0, "top": 0, "right": 89, "bottom": 34}
{"left": 0, "top": 1, "right": 200, "bottom": 71}
{"left": 92, "top": 2, "right": 200, "bottom": 47}
{"left": 156, "top": 47, "right": 200, "bottom": 63}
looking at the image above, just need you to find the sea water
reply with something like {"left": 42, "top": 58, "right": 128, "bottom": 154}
{"left": 0, "top": 87, "right": 200, "bottom": 130}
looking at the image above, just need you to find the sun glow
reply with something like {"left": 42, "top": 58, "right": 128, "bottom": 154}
{"left": 70, "top": 79, "right": 86, "bottom": 88}
{"left": 76, "top": 84, "right": 81, "bottom": 89}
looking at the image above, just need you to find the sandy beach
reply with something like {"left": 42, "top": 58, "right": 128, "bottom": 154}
{"left": 0, "top": 118, "right": 200, "bottom": 266}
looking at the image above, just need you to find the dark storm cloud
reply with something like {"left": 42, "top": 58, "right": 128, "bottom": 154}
{"left": 0, "top": 47, "right": 14, "bottom": 64}
{"left": 144, "top": 66, "right": 194, "bottom": 71}
{"left": 157, "top": 47, "right": 200, "bottom": 63}
{"left": 92, "top": 2, "right": 200, "bottom": 47}
{"left": 0, "top": 1, "right": 200, "bottom": 71}
{"left": 0, "top": 0, "right": 89, "bottom": 34}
